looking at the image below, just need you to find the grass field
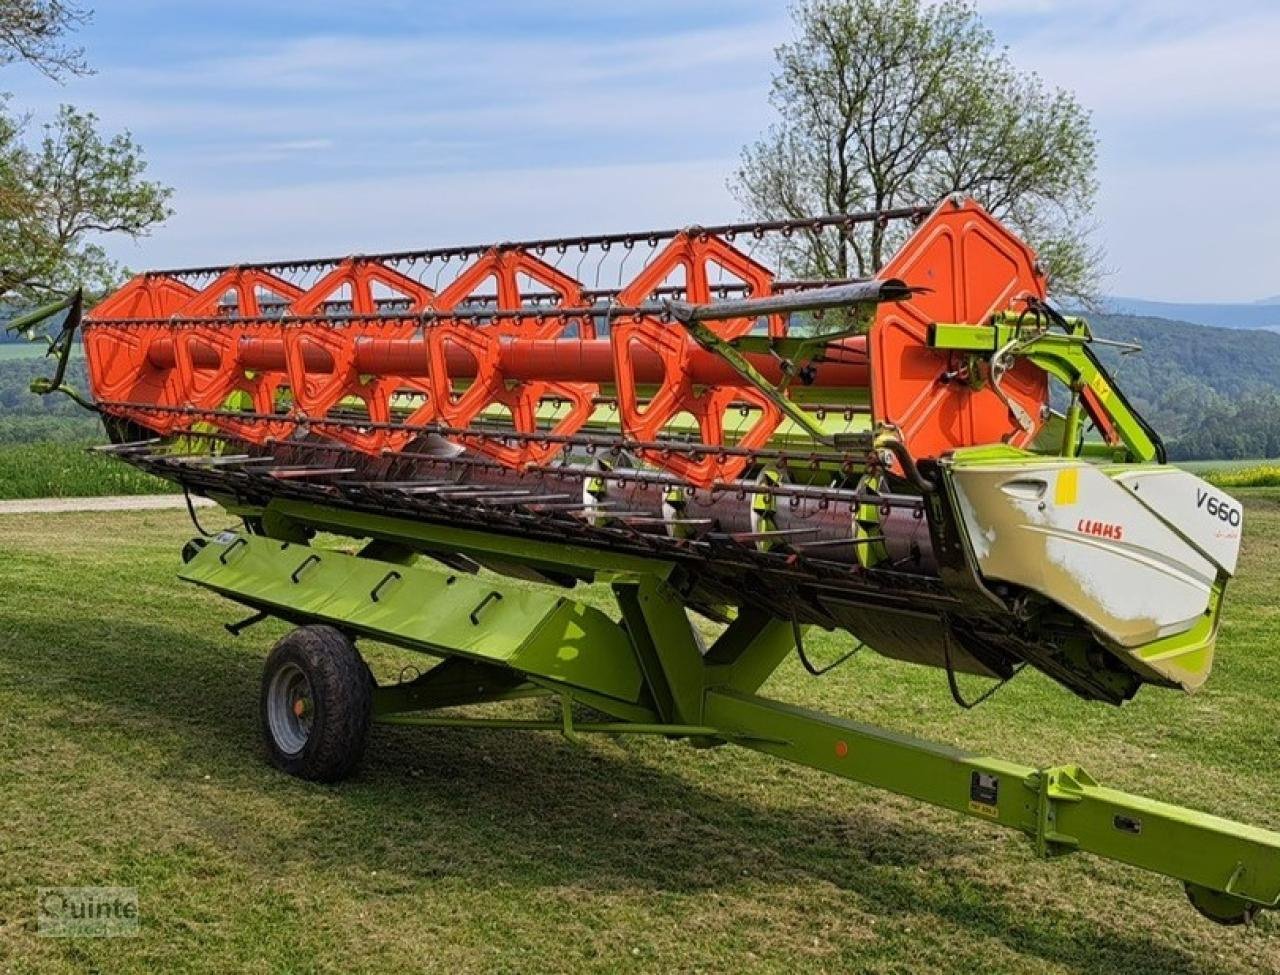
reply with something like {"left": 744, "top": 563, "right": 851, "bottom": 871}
{"left": 1181, "top": 458, "right": 1275, "bottom": 475}
{"left": 2, "top": 499, "right": 1280, "bottom": 973}
{"left": 0, "top": 442, "right": 173, "bottom": 499}
{"left": 1205, "top": 465, "right": 1280, "bottom": 489}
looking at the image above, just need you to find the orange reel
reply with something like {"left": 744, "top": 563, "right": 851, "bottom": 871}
{"left": 611, "top": 232, "right": 784, "bottom": 485}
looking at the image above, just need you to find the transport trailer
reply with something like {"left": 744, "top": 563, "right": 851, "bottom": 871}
{"left": 15, "top": 196, "right": 1277, "bottom": 925}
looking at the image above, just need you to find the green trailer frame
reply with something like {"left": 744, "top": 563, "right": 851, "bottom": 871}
{"left": 180, "top": 494, "right": 1280, "bottom": 926}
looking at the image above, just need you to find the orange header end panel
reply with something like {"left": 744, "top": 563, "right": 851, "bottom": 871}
{"left": 84, "top": 275, "right": 198, "bottom": 432}
{"left": 870, "top": 198, "right": 1048, "bottom": 460}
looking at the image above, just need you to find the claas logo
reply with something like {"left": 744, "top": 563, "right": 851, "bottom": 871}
{"left": 1076, "top": 518, "right": 1124, "bottom": 540}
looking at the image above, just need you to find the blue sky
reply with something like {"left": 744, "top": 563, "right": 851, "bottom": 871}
{"left": 4, "top": 0, "right": 1277, "bottom": 301}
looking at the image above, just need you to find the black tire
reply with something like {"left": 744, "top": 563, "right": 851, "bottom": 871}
{"left": 259, "top": 625, "right": 372, "bottom": 783}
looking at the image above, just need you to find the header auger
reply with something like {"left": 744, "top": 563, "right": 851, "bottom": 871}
{"left": 20, "top": 196, "right": 1277, "bottom": 925}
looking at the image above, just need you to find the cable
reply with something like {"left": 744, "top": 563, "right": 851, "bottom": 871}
{"left": 942, "top": 629, "right": 1023, "bottom": 709}
{"left": 791, "top": 616, "right": 862, "bottom": 676}
{"left": 183, "top": 486, "right": 213, "bottom": 538}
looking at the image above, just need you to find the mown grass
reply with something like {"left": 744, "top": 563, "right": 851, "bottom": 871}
{"left": 1206, "top": 465, "right": 1280, "bottom": 489}
{"left": 0, "top": 442, "right": 173, "bottom": 499}
{"left": 2, "top": 497, "right": 1280, "bottom": 973}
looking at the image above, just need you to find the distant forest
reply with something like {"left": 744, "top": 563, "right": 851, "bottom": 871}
{"left": 1089, "top": 314, "right": 1280, "bottom": 461}
{"left": 0, "top": 351, "right": 101, "bottom": 444}
{"left": 2, "top": 313, "right": 1280, "bottom": 460}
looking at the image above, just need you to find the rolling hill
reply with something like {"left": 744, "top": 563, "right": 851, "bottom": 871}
{"left": 1083, "top": 313, "right": 1280, "bottom": 459}
{"left": 1100, "top": 297, "right": 1280, "bottom": 332}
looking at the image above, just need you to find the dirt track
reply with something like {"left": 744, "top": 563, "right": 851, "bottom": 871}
{"left": 0, "top": 494, "right": 214, "bottom": 516}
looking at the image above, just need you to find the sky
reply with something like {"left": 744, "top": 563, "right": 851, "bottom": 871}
{"left": 3, "top": 0, "right": 1277, "bottom": 302}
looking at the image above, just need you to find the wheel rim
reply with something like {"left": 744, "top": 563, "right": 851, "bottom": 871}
{"left": 267, "top": 662, "right": 314, "bottom": 755}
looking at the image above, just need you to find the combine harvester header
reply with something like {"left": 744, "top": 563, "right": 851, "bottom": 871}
{"left": 18, "top": 196, "right": 1275, "bottom": 925}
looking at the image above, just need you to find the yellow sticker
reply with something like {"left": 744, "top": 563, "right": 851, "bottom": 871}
{"left": 968, "top": 801, "right": 999, "bottom": 819}
{"left": 1089, "top": 372, "right": 1112, "bottom": 403}
{"left": 1054, "top": 467, "right": 1079, "bottom": 507}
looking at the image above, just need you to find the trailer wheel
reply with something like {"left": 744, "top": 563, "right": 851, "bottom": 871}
{"left": 260, "top": 625, "right": 372, "bottom": 783}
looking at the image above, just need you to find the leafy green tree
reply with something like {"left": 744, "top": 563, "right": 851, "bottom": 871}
{"left": 0, "top": 1, "right": 171, "bottom": 301}
{"left": 0, "top": 103, "right": 172, "bottom": 299}
{"left": 733, "top": 0, "right": 1100, "bottom": 300}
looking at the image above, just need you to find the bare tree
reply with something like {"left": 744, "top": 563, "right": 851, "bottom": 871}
{"left": 733, "top": 0, "right": 1100, "bottom": 300}
{"left": 0, "top": 1, "right": 90, "bottom": 79}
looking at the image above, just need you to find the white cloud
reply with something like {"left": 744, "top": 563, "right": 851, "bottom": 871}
{"left": 977, "top": 0, "right": 1280, "bottom": 297}
{"left": 1100, "top": 156, "right": 1280, "bottom": 302}
{"left": 15, "top": 18, "right": 780, "bottom": 188}
{"left": 118, "top": 158, "right": 741, "bottom": 270}
{"left": 1010, "top": 14, "right": 1280, "bottom": 119}
{"left": 93, "top": 21, "right": 785, "bottom": 100}
{"left": 17, "top": 0, "right": 1279, "bottom": 299}
{"left": 266, "top": 139, "right": 334, "bottom": 152}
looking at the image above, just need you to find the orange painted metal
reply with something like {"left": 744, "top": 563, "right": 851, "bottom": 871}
{"left": 422, "top": 247, "right": 598, "bottom": 466}
{"left": 869, "top": 198, "right": 1048, "bottom": 456}
{"left": 141, "top": 335, "right": 872, "bottom": 388}
{"left": 84, "top": 275, "right": 198, "bottom": 434}
{"left": 609, "top": 232, "right": 785, "bottom": 484}
{"left": 83, "top": 198, "right": 1050, "bottom": 487}
{"left": 171, "top": 268, "right": 304, "bottom": 444}
{"left": 287, "top": 260, "right": 433, "bottom": 451}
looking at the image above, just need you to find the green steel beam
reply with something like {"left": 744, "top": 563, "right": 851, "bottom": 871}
{"left": 705, "top": 687, "right": 1280, "bottom": 915}
{"left": 613, "top": 575, "right": 707, "bottom": 725}
{"left": 673, "top": 317, "right": 845, "bottom": 443}
{"left": 4, "top": 291, "right": 93, "bottom": 410}
{"left": 181, "top": 532, "right": 648, "bottom": 707}
{"left": 372, "top": 656, "right": 546, "bottom": 716}
{"left": 376, "top": 715, "right": 723, "bottom": 737}
{"left": 702, "top": 604, "right": 799, "bottom": 694}
{"left": 262, "top": 498, "right": 676, "bottom": 581}
{"left": 929, "top": 320, "right": 1159, "bottom": 463}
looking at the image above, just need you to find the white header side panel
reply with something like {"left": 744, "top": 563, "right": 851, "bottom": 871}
{"left": 950, "top": 462, "right": 1217, "bottom": 649}
{"left": 1114, "top": 469, "right": 1243, "bottom": 576}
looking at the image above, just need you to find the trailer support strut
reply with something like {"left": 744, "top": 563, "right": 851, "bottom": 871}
{"left": 177, "top": 524, "right": 1280, "bottom": 924}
